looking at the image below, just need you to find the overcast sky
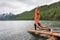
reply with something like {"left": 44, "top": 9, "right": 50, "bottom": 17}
{"left": 0, "top": 0, "right": 60, "bottom": 14}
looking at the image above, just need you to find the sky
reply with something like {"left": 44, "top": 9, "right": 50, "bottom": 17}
{"left": 0, "top": 0, "right": 60, "bottom": 15}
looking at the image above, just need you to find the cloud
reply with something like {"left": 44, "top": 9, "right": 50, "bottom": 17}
{"left": 18, "top": 0, "right": 60, "bottom": 6}
{"left": 0, "top": 0, "right": 60, "bottom": 14}
{"left": 18, "top": 0, "right": 34, "bottom": 5}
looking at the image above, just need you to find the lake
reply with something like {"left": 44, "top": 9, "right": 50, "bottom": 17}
{"left": 0, "top": 21, "right": 60, "bottom": 40}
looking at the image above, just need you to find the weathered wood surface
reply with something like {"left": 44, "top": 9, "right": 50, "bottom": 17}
{"left": 47, "top": 36, "right": 57, "bottom": 40}
{"left": 28, "top": 30, "right": 60, "bottom": 37}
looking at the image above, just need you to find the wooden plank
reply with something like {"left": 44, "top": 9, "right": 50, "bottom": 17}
{"left": 28, "top": 30, "right": 60, "bottom": 37}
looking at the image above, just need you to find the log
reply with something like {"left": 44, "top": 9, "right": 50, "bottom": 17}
{"left": 28, "top": 30, "right": 60, "bottom": 37}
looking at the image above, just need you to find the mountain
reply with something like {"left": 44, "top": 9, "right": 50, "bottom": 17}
{"left": 0, "top": 13, "right": 15, "bottom": 20}
{"left": 9, "top": 1, "right": 60, "bottom": 20}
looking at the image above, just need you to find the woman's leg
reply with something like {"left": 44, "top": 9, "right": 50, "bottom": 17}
{"left": 38, "top": 23, "right": 51, "bottom": 31}
{"left": 34, "top": 23, "right": 37, "bottom": 30}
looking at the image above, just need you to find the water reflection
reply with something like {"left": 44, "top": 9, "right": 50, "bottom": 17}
{"left": 29, "top": 32, "right": 48, "bottom": 40}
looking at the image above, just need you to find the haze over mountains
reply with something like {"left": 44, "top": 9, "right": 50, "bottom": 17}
{"left": 0, "top": 13, "right": 14, "bottom": 20}
{"left": 0, "top": 1, "right": 60, "bottom": 20}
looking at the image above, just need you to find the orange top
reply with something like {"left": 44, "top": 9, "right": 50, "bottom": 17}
{"left": 35, "top": 6, "right": 40, "bottom": 24}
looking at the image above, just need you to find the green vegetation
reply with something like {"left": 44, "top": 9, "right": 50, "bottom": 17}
{"left": 11, "top": 1, "right": 60, "bottom": 21}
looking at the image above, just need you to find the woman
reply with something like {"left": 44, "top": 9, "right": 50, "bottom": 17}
{"left": 34, "top": 6, "right": 51, "bottom": 31}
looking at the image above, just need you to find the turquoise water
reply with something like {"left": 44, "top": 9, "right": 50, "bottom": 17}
{"left": 0, "top": 21, "right": 60, "bottom": 40}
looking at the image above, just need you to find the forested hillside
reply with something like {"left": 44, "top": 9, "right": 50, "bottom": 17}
{"left": 11, "top": 1, "right": 60, "bottom": 21}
